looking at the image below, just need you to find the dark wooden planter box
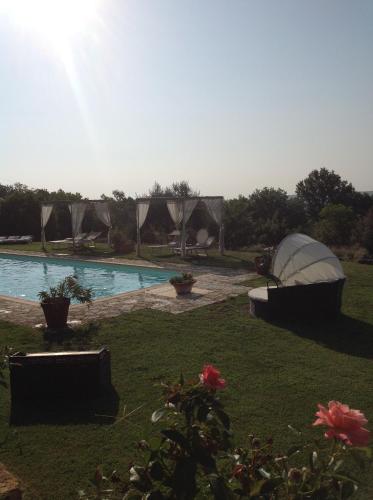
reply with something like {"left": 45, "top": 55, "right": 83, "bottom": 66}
{"left": 9, "top": 348, "right": 111, "bottom": 402}
{"left": 40, "top": 298, "right": 70, "bottom": 329}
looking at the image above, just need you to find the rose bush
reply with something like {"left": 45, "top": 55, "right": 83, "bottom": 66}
{"left": 80, "top": 365, "right": 372, "bottom": 499}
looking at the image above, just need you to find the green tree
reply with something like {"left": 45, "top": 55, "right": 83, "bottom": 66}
{"left": 224, "top": 196, "right": 251, "bottom": 249}
{"left": 246, "top": 188, "right": 307, "bottom": 246}
{"left": 247, "top": 187, "right": 289, "bottom": 220}
{"left": 148, "top": 180, "right": 199, "bottom": 198}
{"left": 362, "top": 208, "right": 373, "bottom": 254}
{"left": 313, "top": 204, "right": 356, "bottom": 246}
{"left": 296, "top": 168, "right": 356, "bottom": 219}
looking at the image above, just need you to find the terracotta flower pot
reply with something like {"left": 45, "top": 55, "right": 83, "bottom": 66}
{"left": 41, "top": 298, "right": 70, "bottom": 329}
{"left": 171, "top": 281, "right": 196, "bottom": 296}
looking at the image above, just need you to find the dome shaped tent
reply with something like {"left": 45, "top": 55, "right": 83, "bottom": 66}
{"left": 272, "top": 233, "right": 345, "bottom": 286}
{"left": 248, "top": 234, "right": 346, "bottom": 320}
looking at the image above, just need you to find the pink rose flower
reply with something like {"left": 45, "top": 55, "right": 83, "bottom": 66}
{"left": 200, "top": 364, "right": 226, "bottom": 390}
{"left": 313, "top": 400, "right": 371, "bottom": 447}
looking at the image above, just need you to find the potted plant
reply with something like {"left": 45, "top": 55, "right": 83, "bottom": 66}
{"left": 38, "top": 275, "right": 93, "bottom": 329}
{"left": 169, "top": 272, "right": 196, "bottom": 295}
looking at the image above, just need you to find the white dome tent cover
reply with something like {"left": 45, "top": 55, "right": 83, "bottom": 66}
{"left": 272, "top": 233, "right": 345, "bottom": 286}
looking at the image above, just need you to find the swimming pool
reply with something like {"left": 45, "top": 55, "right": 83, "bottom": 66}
{"left": 0, "top": 254, "right": 175, "bottom": 302}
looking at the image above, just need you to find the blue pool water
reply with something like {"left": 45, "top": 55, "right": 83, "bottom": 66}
{"left": 0, "top": 254, "right": 175, "bottom": 302}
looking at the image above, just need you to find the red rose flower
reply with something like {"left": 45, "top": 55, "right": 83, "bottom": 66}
{"left": 313, "top": 401, "right": 370, "bottom": 447}
{"left": 232, "top": 464, "right": 245, "bottom": 479}
{"left": 199, "top": 364, "right": 226, "bottom": 390}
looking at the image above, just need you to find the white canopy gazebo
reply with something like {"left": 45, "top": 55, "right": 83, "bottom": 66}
{"left": 135, "top": 196, "right": 225, "bottom": 257}
{"left": 40, "top": 200, "right": 112, "bottom": 250}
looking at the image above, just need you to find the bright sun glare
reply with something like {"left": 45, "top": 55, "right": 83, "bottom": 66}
{"left": 1, "top": 0, "right": 103, "bottom": 145}
{"left": 2, "top": 0, "right": 101, "bottom": 49}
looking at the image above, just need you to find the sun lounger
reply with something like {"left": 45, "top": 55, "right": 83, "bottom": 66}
{"left": 173, "top": 236, "right": 215, "bottom": 256}
{"left": 48, "top": 233, "right": 88, "bottom": 248}
{"left": 0, "top": 235, "right": 33, "bottom": 244}
{"left": 77, "top": 231, "right": 102, "bottom": 246}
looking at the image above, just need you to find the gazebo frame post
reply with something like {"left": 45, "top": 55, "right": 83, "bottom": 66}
{"left": 181, "top": 198, "right": 186, "bottom": 258}
{"left": 219, "top": 200, "right": 225, "bottom": 255}
{"left": 136, "top": 204, "right": 141, "bottom": 257}
{"left": 41, "top": 227, "right": 46, "bottom": 251}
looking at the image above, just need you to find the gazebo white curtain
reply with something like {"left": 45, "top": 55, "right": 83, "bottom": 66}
{"left": 184, "top": 199, "right": 198, "bottom": 224}
{"left": 137, "top": 201, "right": 150, "bottom": 229}
{"left": 136, "top": 201, "right": 150, "bottom": 255}
{"left": 41, "top": 204, "right": 54, "bottom": 249}
{"left": 94, "top": 202, "right": 112, "bottom": 245}
{"left": 166, "top": 200, "right": 183, "bottom": 228}
{"left": 69, "top": 202, "right": 87, "bottom": 240}
{"left": 203, "top": 198, "right": 224, "bottom": 253}
{"left": 180, "top": 199, "right": 198, "bottom": 256}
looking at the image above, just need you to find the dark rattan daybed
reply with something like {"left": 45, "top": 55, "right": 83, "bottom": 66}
{"left": 248, "top": 234, "right": 346, "bottom": 320}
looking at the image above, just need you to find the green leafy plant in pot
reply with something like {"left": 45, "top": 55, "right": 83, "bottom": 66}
{"left": 169, "top": 272, "right": 196, "bottom": 295}
{"left": 38, "top": 275, "right": 93, "bottom": 329}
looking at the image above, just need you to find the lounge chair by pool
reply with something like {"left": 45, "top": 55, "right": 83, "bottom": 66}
{"left": 173, "top": 234, "right": 216, "bottom": 256}
{"left": 0, "top": 235, "right": 33, "bottom": 244}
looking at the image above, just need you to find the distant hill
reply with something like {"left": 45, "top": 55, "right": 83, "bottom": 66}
{"left": 288, "top": 191, "right": 373, "bottom": 198}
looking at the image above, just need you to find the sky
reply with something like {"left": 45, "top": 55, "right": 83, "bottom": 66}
{"left": 0, "top": 0, "right": 372, "bottom": 198}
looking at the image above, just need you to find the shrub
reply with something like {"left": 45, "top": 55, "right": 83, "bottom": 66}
{"left": 110, "top": 228, "right": 135, "bottom": 254}
{"left": 81, "top": 366, "right": 372, "bottom": 499}
{"left": 313, "top": 204, "right": 356, "bottom": 246}
{"left": 362, "top": 208, "right": 373, "bottom": 255}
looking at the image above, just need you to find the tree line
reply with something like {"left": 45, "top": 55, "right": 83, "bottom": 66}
{"left": 1, "top": 169, "right": 373, "bottom": 253}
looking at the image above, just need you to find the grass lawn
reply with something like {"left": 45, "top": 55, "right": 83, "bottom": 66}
{"left": 0, "top": 261, "right": 373, "bottom": 498}
{"left": 0, "top": 241, "right": 257, "bottom": 271}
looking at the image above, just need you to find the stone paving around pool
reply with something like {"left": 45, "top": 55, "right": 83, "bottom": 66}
{"left": 0, "top": 250, "right": 255, "bottom": 327}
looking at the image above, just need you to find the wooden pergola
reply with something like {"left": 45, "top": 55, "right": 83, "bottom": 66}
{"left": 135, "top": 196, "right": 224, "bottom": 257}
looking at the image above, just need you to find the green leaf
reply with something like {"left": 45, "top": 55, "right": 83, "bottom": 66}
{"left": 151, "top": 408, "right": 167, "bottom": 423}
{"left": 129, "top": 466, "right": 152, "bottom": 492}
{"left": 287, "top": 444, "right": 301, "bottom": 457}
{"left": 259, "top": 477, "right": 283, "bottom": 495}
{"left": 309, "top": 450, "right": 318, "bottom": 471}
{"left": 193, "top": 447, "right": 216, "bottom": 469}
{"left": 249, "top": 480, "right": 266, "bottom": 496}
{"left": 341, "top": 480, "right": 357, "bottom": 499}
{"left": 258, "top": 467, "right": 271, "bottom": 479}
{"left": 149, "top": 461, "right": 164, "bottom": 481}
{"left": 170, "top": 457, "right": 197, "bottom": 498}
{"left": 209, "top": 474, "right": 233, "bottom": 500}
{"left": 197, "top": 404, "right": 210, "bottom": 422}
{"left": 215, "top": 408, "right": 230, "bottom": 430}
{"left": 329, "top": 472, "right": 359, "bottom": 484}
{"left": 147, "top": 491, "right": 165, "bottom": 500}
{"left": 161, "top": 429, "right": 191, "bottom": 452}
